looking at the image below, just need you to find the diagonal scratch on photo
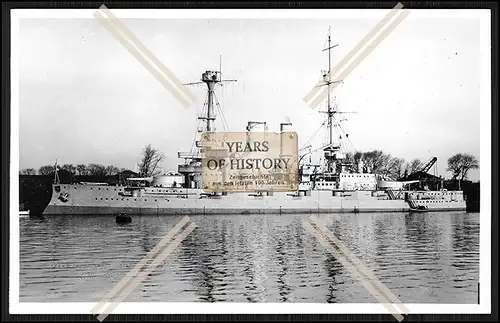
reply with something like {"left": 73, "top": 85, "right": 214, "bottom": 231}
{"left": 14, "top": 3, "right": 487, "bottom": 319}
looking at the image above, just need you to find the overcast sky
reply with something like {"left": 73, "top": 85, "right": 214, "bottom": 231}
{"left": 17, "top": 12, "right": 482, "bottom": 180}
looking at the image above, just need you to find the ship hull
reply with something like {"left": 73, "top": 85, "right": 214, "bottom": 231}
{"left": 42, "top": 184, "right": 467, "bottom": 215}
{"left": 43, "top": 205, "right": 466, "bottom": 215}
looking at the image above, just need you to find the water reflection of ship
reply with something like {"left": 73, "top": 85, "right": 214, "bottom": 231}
{"left": 42, "top": 28, "right": 466, "bottom": 216}
{"left": 178, "top": 217, "right": 232, "bottom": 302}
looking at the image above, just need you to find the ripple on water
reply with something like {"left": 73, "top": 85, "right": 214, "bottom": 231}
{"left": 19, "top": 212, "right": 479, "bottom": 303}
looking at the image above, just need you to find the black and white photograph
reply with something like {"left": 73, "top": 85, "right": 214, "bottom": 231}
{"left": 9, "top": 4, "right": 492, "bottom": 320}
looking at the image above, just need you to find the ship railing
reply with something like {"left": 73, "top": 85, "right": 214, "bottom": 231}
{"left": 409, "top": 200, "right": 417, "bottom": 208}
{"left": 401, "top": 190, "right": 416, "bottom": 208}
{"left": 386, "top": 188, "right": 404, "bottom": 200}
{"left": 178, "top": 152, "right": 202, "bottom": 159}
{"left": 385, "top": 189, "right": 397, "bottom": 200}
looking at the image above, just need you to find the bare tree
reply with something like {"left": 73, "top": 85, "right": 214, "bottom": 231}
{"left": 38, "top": 165, "right": 54, "bottom": 175}
{"left": 87, "top": 164, "right": 107, "bottom": 177}
{"left": 353, "top": 151, "right": 363, "bottom": 164}
{"left": 76, "top": 164, "right": 88, "bottom": 176}
{"left": 447, "top": 153, "right": 479, "bottom": 180}
{"left": 342, "top": 152, "right": 357, "bottom": 172}
{"left": 106, "top": 165, "right": 121, "bottom": 175}
{"left": 386, "top": 157, "right": 406, "bottom": 180}
{"left": 137, "top": 144, "right": 165, "bottom": 177}
{"left": 405, "top": 159, "right": 423, "bottom": 175}
{"left": 362, "top": 150, "right": 391, "bottom": 174}
{"left": 346, "top": 150, "right": 403, "bottom": 177}
{"left": 61, "top": 164, "right": 76, "bottom": 175}
{"left": 20, "top": 168, "right": 36, "bottom": 175}
{"left": 344, "top": 152, "right": 354, "bottom": 164}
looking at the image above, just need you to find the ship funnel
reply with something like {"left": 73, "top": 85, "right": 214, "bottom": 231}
{"left": 280, "top": 122, "right": 292, "bottom": 132}
{"left": 247, "top": 121, "right": 267, "bottom": 132}
{"left": 279, "top": 122, "right": 293, "bottom": 156}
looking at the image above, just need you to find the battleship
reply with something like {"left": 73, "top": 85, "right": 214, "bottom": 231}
{"left": 42, "top": 29, "right": 466, "bottom": 216}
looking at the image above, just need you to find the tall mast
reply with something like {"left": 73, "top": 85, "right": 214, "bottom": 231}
{"left": 327, "top": 26, "right": 333, "bottom": 147}
{"left": 179, "top": 63, "right": 237, "bottom": 189}
{"left": 322, "top": 26, "right": 339, "bottom": 173}
{"left": 206, "top": 75, "right": 216, "bottom": 132}
{"left": 54, "top": 160, "right": 60, "bottom": 184}
{"left": 183, "top": 64, "right": 237, "bottom": 133}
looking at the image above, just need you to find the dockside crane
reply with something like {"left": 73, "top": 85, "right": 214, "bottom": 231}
{"left": 420, "top": 157, "right": 438, "bottom": 174}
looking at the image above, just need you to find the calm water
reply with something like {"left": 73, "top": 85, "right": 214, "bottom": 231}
{"left": 19, "top": 212, "right": 479, "bottom": 303}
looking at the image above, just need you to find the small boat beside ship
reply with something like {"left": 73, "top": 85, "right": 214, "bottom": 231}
{"left": 19, "top": 210, "right": 30, "bottom": 217}
{"left": 19, "top": 202, "right": 30, "bottom": 217}
{"left": 409, "top": 205, "right": 429, "bottom": 213}
{"left": 116, "top": 213, "right": 132, "bottom": 224}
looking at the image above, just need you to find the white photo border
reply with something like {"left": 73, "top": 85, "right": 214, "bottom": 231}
{"left": 9, "top": 8, "right": 492, "bottom": 315}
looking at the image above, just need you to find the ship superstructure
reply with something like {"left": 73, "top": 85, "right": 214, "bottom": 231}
{"left": 42, "top": 29, "right": 466, "bottom": 215}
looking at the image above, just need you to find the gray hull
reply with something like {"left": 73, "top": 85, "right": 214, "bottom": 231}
{"left": 42, "top": 184, "right": 467, "bottom": 215}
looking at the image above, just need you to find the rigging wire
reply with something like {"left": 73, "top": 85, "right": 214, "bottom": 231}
{"left": 189, "top": 92, "right": 209, "bottom": 154}
{"left": 336, "top": 117, "right": 356, "bottom": 152}
{"left": 214, "top": 92, "right": 230, "bottom": 132}
{"left": 322, "top": 115, "right": 329, "bottom": 146}
{"left": 332, "top": 88, "right": 357, "bottom": 153}
{"left": 303, "top": 120, "right": 327, "bottom": 149}
{"left": 333, "top": 117, "right": 347, "bottom": 152}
